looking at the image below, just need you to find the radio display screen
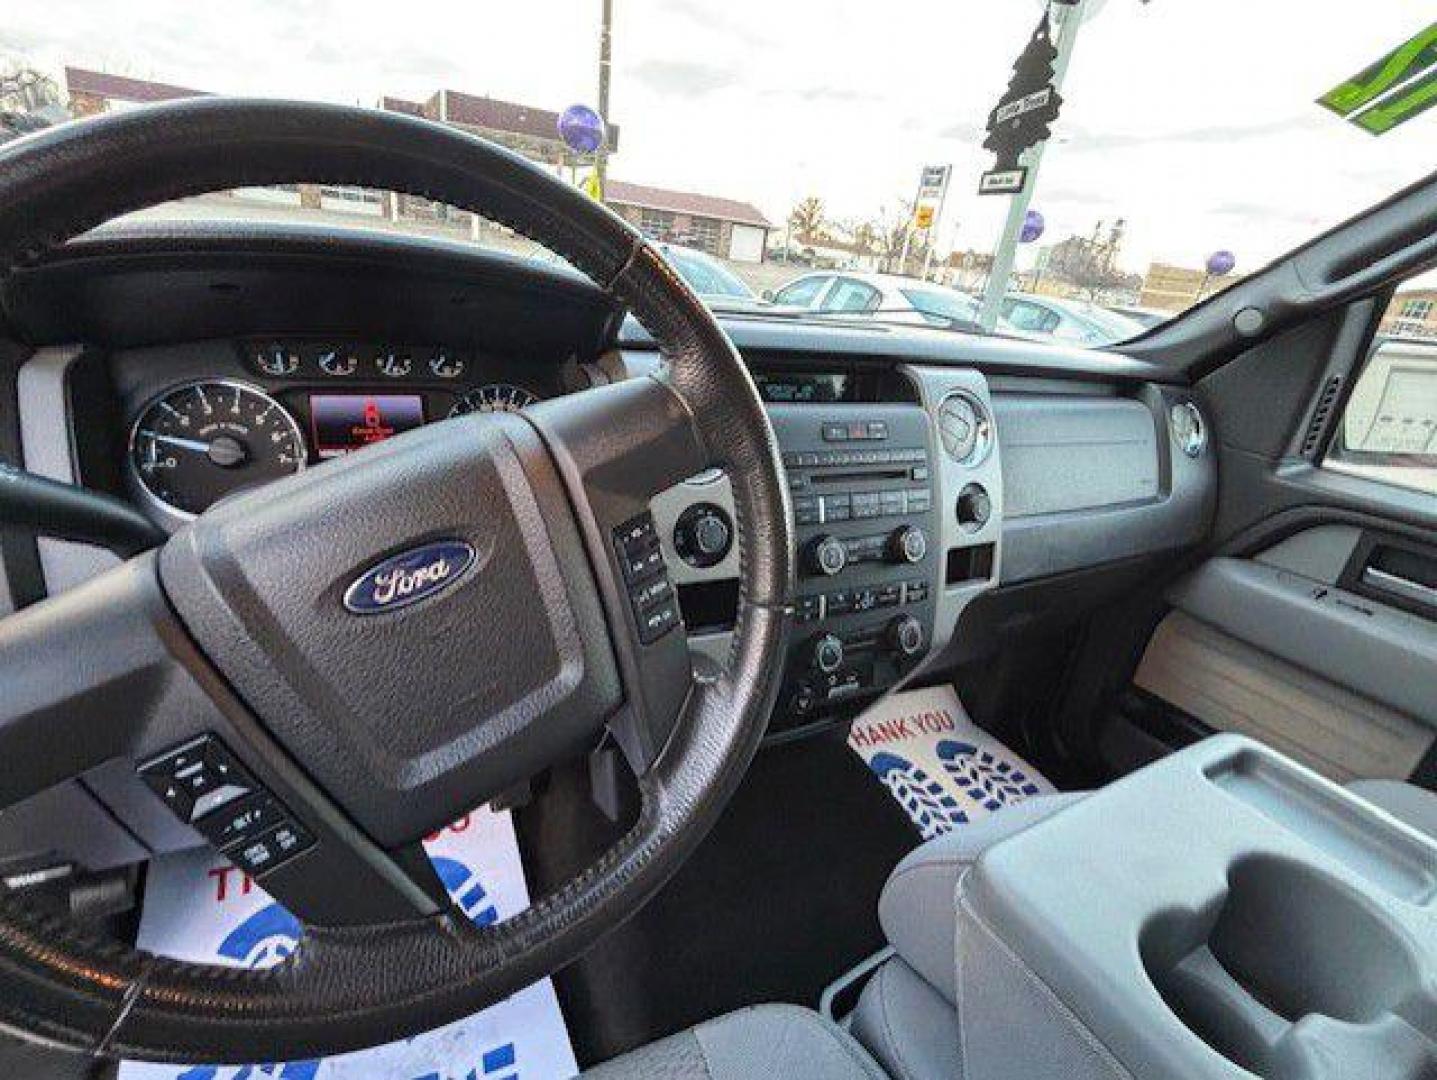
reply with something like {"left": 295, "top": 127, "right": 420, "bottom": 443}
{"left": 754, "top": 371, "right": 848, "bottom": 404}
{"left": 310, "top": 394, "right": 425, "bottom": 458}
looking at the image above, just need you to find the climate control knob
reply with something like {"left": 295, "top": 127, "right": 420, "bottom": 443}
{"left": 886, "top": 614, "right": 925, "bottom": 658}
{"left": 888, "top": 525, "right": 928, "bottom": 565}
{"left": 807, "top": 534, "right": 848, "bottom": 577}
{"left": 810, "top": 632, "right": 845, "bottom": 675}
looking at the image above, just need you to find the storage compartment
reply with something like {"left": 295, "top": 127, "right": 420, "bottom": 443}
{"left": 955, "top": 736, "right": 1437, "bottom": 1080}
{"left": 1141, "top": 855, "right": 1435, "bottom": 1076}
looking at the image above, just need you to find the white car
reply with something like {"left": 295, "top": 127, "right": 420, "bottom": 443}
{"left": 771, "top": 271, "right": 984, "bottom": 330}
{"left": 1000, "top": 293, "right": 1147, "bottom": 347}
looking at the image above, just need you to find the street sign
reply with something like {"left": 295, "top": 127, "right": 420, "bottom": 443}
{"left": 913, "top": 205, "right": 935, "bottom": 229}
{"left": 1319, "top": 22, "right": 1437, "bottom": 136}
{"left": 979, "top": 167, "right": 1028, "bottom": 196}
{"left": 982, "top": 15, "right": 1064, "bottom": 186}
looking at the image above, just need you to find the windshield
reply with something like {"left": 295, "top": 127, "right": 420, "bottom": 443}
{"left": 899, "top": 287, "right": 979, "bottom": 326}
{"left": 4, "top": 1, "right": 1435, "bottom": 348}
{"left": 661, "top": 247, "right": 754, "bottom": 299}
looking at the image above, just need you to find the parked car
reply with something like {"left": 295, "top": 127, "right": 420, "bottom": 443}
{"left": 652, "top": 242, "right": 767, "bottom": 307}
{"left": 1000, "top": 293, "right": 1148, "bottom": 346}
{"left": 770, "top": 270, "right": 986, "bottom": 330}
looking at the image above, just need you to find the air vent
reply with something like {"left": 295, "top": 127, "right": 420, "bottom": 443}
{"left": 936, "top": 391, "right": 994, "bottom": 466}
{"left": 1300, "top": 375, "right": 1343, "bottom": 458}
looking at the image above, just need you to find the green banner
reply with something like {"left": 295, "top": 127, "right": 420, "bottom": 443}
{"left": 1318, "top": 21, "right": 1437, "bottom": 118}
{"left": 1351, "top": 63, "right": 1437, "bottom": 135}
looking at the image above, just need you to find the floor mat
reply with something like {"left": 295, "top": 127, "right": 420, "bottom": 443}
{"left": 119, "top": 807, "right": 577, "bottom": 1080}
{"left": 848, "top": 685, "right": 1056, "bottom": 839}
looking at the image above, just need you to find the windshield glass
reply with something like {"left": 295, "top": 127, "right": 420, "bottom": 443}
{"left": 662, "top": 247, "right": 754, "bottom": 299}
{"left": 4, "top": 1, "right": 1435, "bottom": 348}
{"left": 899, "top": 287, "right": 979, "bottom": 326}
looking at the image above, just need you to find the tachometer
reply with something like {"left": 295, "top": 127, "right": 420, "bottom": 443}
{"left": 129, "top": 380, "right": 306, "bottom": 518}
{"left": 448, "top": 383, "right": 539, "bottom": 416}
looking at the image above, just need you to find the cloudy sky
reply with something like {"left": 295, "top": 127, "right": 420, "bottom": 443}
{"left": 6, "top": 0, "right": 1436, "bottom": 277}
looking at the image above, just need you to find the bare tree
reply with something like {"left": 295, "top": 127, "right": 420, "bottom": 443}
{"left": 787, "top": 196, "right": 826, "bottom": 244}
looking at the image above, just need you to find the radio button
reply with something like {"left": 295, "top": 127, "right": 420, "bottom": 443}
{"left": 808, "top": 535, "right": 848, "bottom": 577}
{"left": 889, "top": 526, "right": 928, "bottom": 564}
{"left": 810, "top": 633, "right": 845, "bottom": 675}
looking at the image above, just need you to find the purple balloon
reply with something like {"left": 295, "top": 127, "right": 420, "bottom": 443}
{"left": 558, "top": 104, "right": 606, "bottom": 154}
{"left": 1206, "top": 250, "right": 1236, "bottom": 276}
{"left": 1019, "top": 210, "right": 1045, "bottom": 244}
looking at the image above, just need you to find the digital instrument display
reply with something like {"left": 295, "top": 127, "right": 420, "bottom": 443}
{"left": 754, "top": 372, "right": 848, "bottom": 404}
{"left": 310, "top": 394, "right": 425, "bottom": 458}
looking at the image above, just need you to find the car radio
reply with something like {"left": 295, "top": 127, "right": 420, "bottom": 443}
{"left": 768, "top": 403, "right": 939, "bottom": 725}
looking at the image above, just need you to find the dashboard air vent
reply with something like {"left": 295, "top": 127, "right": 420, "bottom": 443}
{"left": 937, "top": 391, "right": 994, "bottom": 466}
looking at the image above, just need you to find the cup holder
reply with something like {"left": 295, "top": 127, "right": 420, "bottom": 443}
{"left": 1142, "top": 854, "right": 1434, "bottom": 1077}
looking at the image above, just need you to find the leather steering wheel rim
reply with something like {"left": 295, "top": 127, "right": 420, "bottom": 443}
{"left": 0, "top": 98, "right": 793, "bottom": 1062}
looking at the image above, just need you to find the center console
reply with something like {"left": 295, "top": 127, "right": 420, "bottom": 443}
{"left": 770, "top": 403, "right": 939, "bottom": 721}
{"left": 958, "top": 735, "right": 1437, "bottom": 1080}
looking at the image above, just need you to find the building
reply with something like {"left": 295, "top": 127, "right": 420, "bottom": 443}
{"left": 382, "top": 91, "right": 620, "bottom": 167}
{"left": 1381, "top": 289, "right": 1437, "bottom": 340}
{"left": 605, "top": 180, "right": 772, "bottom": 263}
{"left": 62, "top": 67, "right": 770, "bottom": 264}
{"left": 65, "top": 67, "right": 206, "bottom": 116}
{"left": 1138, "top": 262, "right": 1240, "bottom": 312}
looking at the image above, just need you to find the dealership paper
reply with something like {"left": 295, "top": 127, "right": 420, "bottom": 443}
{"left": 120, "top": 807, "right": 577, "bottom": 1080}
{"left": 849, "top": 684, "right": 1056, "bottom": 840}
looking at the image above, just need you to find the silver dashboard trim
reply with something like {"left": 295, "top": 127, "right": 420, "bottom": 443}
{"left": 17, "top": 345, "right": 122, "bottom": 596}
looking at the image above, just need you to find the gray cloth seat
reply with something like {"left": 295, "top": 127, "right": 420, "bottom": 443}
{"left": 850, "top": 793, "right": 1083, "bottom": 1080}
{"left": 584, "top": 780, "right": 1437, "bottom": 1080}
{"left": 849, "top": 779, "right": 1437, "bottom": 1080}
{"left": 583, "top": 1004, "right": 887, "bottom": 1079}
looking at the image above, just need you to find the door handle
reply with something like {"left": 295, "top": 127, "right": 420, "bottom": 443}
{"left": 1361, "top": 565, "right": 1437, "bottom": 610}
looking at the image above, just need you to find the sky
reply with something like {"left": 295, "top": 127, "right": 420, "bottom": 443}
{"left": 5, "top": 0, "right": 1437, "bottom": 278}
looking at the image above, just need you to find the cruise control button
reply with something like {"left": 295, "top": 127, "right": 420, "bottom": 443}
{"left": 630, "top": 576, "right": 673, "bottom": 609}
{"left": 620, "top": 544, "right": 665, "bottom": 583}
{"left": 637, "top": 597, "right": 680, "bottom": 643}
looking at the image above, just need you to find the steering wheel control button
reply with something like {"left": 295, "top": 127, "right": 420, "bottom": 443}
{"left": 140, "top": 735, "right": 254, "bottom": 824}
{"left": 196, "top": 793, "right": 285, "bottom": 849}
{"left": 673, "top": 503, "right": 733, "bottom": 568}
{"left": 637, "top": 596, "right": 681, "bottom": 644}
{"left": 613, "top": 513, "right": 682, "bottom": 645}
{"left": 228, "top": 821, "right": 315, "bottom": 876}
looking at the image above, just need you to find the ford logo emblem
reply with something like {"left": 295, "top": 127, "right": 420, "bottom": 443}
{"left": 343, "top": 540, "right": 476, "bottom": 614}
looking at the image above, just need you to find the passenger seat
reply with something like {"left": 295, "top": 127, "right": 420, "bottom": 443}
{"left": 848, "top": 780, "right": 1437, "bottom": 1080}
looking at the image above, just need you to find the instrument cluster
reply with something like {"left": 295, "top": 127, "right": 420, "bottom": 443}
{"left": 126, "top": 340, "right": 555, "bottom": 522}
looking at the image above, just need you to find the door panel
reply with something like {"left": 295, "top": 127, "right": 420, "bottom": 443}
{"left": 1112, "top": 314, "right": 1437, "bottom": 786}
{"left": 1134, "top": 608, "right": 1432, "bottom": 783}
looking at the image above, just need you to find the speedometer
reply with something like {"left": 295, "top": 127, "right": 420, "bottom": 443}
{"left": 129, "top": 380, "right": 306, "bottom": 518}
{"left": 448, "top": 383, "right": 539, "bottom": 416}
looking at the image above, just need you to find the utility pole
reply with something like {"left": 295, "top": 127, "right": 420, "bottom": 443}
{"left": 978, "top": 0, "right": 1084, "bottom": 331}
{"left": 596, "top": 0, "right": 613, "bottom": 199}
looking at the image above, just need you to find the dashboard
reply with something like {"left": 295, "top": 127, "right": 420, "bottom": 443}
{"left": 0, "top": 223, "right": 1219, "bottom": 878}
{"left": 3, "top": 224, "right": 1214, "bottom": 721}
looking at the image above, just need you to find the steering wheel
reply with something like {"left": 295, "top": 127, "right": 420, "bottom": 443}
{"left": 0, "top": 99, "right": 793, "bottom": 1063}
